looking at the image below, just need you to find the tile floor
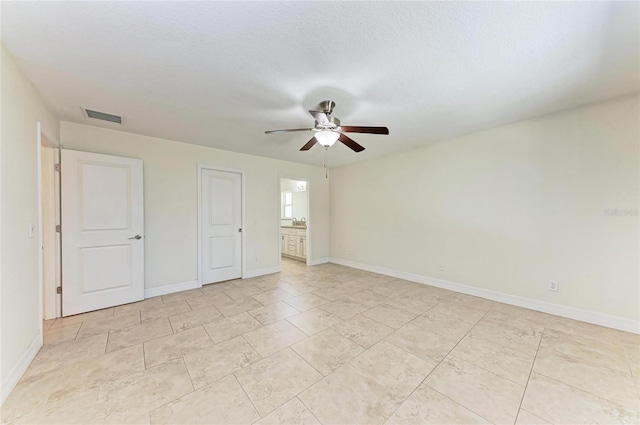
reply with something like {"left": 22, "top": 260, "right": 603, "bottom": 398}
{"left": 2, "top": 258, "right": 639, "bottom": 424}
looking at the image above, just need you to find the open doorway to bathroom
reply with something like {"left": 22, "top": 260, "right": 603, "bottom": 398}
{"left": 279, "top": 178, "right": 308, "bottom": 264}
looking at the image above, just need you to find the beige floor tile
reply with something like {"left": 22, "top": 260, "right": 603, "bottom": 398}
{"left": 2, "top": 345, "right": 144, "bottom": 422}
{"left": 470, "top": 320, "right": 542, "bottom": 356}
{"left": 201, "top": 281, "right": 236, "bottom": 294}
{"left": 242, "top": 320, "right": 308, "bottom": 357}
{"left": 106, "top": 318, "right": 173, "bottom": 352}
{"left": 522, "top": 372, "right": 640, "bottom": 424}
{"left": 385, "top": 322, "right": 457, "bottom": 363}
{"left": 113, "top": 297, "right": 163, "bottom": 315}
{"left": 281, "top": 274, "right": 313, "bottom": 285}
{"left": 426, "top": 301, "right": 487, "bottom": 325}
{"left": 11, "top": 259, "right": 639, "bottom": 425}
{"left": 143, "top": 326, "right": 213, "bottom": 368}
{"left": 515, "top": 409, "right": 552, "bottom": 424}
{"left": 412, "top": 311, "right": 475, "bottom": 341}
{"left": 141, "top": 300, "right": 191, "bottom": 322}
{"left": 249, "top": 301, "right": 300, "bottom": 325}
{"left": 43, "top": 323, "right": 81, "bottom": 345}
{"left": 254, "top": 279, "right": 293, "bottom": 292}
{"left": 24, "top": 333, "right": 108, "bottom": 378}
{"left": 299, "top": 364, "right": 400, "bottom": 425}
{"left": 183, "top": 335, "right": 261, "bottom": 389}
{"left": 252, "top": 289, "right": 295, "bottom": 306}
{"left": 95, "top": 358, "right": 193, "bottom": 424}
{"left": 346, "top": 290, "right": 390, "bottom": 307}
{"left": 319, "top": 298, "right": 368, "bottom": 320}
{"left": 5, "top": 384, "right": 100, "bottom": 425}
{"left": 168, "top": 305, "right": 223, "bottom": 332}
{"left": 284, "top": 293, "right": 330, "bottom": 311}
{"left": 425, "top": 356, "right": 524, "bottom": 424}
{"left": 43, "top": 319, "right": 55, "bottom": 330}
{"left": 312, "top": 286, "right": 356, "bottom": 301}
{"left": 203, "top": 312, "right": 262, "bottom": 344}
{"left": 385, "top": 384, "right": 490, "bottom": 425}
{"left": 386, "top": 293, "right": 440, "bottom": 315}
{"left": 450, "top": 334, "right": 534, "bottom": 385}
{"left": 351, "top": 340, "right": 434, "bottom": 399}
{"left": 149, "top": 374, "right": 259, "bottom": 425}
{"left": 281, "top": 283, "right": 319, "bottom": 296}
{"left": 292, "top": 329, "right": 364, "bottom": 375}
{"left": 545, "top": 316, "right": 623, "bottom": 346}
{"left": 446, "top": 293, "right": 494, "bottom": 311}
{"left": 533, "top": 347, "right": 639, "bottom": 411}
{"left": 235, "top": 348, "right": 322, "bottom": 416}
{"left": 286, "top": 308, "right": 342, "bottom": 336}
{"left": 332, "top": 314, "right": 395, "bottom": 349}
{"left": 214, "top": 296, "right": 264, "bottom": 317}
{"left": 49, "top": 307, "right": 114, "bottom": 329}
{"left": 186, "top": 292, "right": 232, "bottom": 310}
{"left": 223, "top": 284, "right": 263, "bottom": 300}
{"left": 254, "top": 397, "right": 320, "bottom": 425}
{"left": 77, "top": 311, "right": 141, "bottom": 339}
{"left": 161, "top": 288, "right": 204, "bottom": 304}
{"left": 482, "top": 303, "right": 548, "bottom": 332}
{"left": 362, "top": 303, "right": 416, "bottom": 329}
{"left": 540, "top": 328, "right": 628, "bottom": 372}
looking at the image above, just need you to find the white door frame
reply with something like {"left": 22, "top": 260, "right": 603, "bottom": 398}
{"left": 197, "top": 164, "right": 246, "bottom": 286}
{"left": 278, "top": 175, "right": 311, "bottom": 267}
{"left": 37, "top": 123, "right": 62, "bottom": 328}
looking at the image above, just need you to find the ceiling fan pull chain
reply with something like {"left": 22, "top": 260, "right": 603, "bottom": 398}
{"left": 324, "top": 146, "right": 329, "bottom": 179}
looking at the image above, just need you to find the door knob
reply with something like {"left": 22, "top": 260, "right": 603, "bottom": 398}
{"left": 129, "top": 235, "right": 142, "bottom": 240}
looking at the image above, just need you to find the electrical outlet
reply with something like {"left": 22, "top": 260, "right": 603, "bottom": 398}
{"left": 28, "top": 223, "right": 35, "bottom": 239}
{"left": 439, "top": 264, "right": 444, "bottom": 271}
{"left": 347, "top": 249, "right": 353, "bottom": 257}
{"left": 254, "top": 256, "right": 259, "bottom": 263}
{"left": 548, "top": 280, "right": 559, "bottom": 292}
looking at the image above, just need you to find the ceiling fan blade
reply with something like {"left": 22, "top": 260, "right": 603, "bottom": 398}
{"left": 340, "top": 126, "right": 389, "bottom": 135}
{"left": 300, "top": 137, "right": 317, "bottom": 151}
{"left": 339, "top": 133, "right": 365, "bottom": 153}
{"left": 308, "top": 110, "right": 330, "bottom": 125}
{"left": 265, "top": 128, "right": 313, "bottom": 134}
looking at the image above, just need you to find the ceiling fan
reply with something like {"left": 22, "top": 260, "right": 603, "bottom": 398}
{"left": 265, "top": 100, "right": 389, "bottom": 153}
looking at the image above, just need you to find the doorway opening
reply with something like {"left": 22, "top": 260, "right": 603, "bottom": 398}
{"left": 279, "top": 178, "right": 309, "bottom": 265}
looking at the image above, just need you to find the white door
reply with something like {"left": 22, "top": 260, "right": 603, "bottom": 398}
{"left": 200, "top": 169, "right": 242, "bottom": 283}
{"left": 61, "top": 149, "right": 144, "bottom": 316}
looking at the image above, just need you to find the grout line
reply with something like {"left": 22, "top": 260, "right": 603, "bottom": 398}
{"left": 383, "top": 308, "right": 491, "bottom": 423}
{"left": 233, "top": 372, "right": 263, "bottom": 417}
{"left": 514, "top": 328, "right": 544, "bottom": 424}
{"left": 180, "top": 355, "right": 196, "bottom": 392}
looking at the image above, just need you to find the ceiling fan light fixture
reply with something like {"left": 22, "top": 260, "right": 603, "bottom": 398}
{"left": 315, "top": 130, "right": 340, "bottom": 147}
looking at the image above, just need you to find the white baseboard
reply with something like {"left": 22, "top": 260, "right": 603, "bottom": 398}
{"left": 308, "top": 257, "right": 329, "bottom": 266}
{"left": 1, "top": 333, "right": 42, "bottom": 405}
{"left": 244, "top": 266, "right": 281, "bottom": 279}
{"left": 144, "top": 280, "right": 199, "bottom": 299}
{"left": 329, "top": 257, "right": 640, "bottom": 334}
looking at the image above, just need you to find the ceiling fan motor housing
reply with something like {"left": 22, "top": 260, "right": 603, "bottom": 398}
{"left": 315, "top": 100, "right": 335, "bottom": 114}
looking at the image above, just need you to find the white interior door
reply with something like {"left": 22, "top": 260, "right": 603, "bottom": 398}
{"left": 201, "top": 169, "right": 242, "bottom": 284}
{"left": 61, "top": 149, "right": 144, "bottom": 316}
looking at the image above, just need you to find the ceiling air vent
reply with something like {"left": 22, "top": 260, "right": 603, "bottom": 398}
{"left": 83, "top": 108, "right": 123, "bottom": 124}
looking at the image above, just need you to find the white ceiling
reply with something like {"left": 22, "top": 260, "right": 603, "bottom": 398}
{"left": 2, "top": 2, "right": 639, "bottom": 167}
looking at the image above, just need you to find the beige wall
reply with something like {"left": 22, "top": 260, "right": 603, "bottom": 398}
{"left": 60, "top": 122, "right": 330, "bottom": 290}
{"left": 1, "top": 46, "right": 59, "bottom": 397}
{"left": 330, "top": 94, "right": 639, "bottom": 323}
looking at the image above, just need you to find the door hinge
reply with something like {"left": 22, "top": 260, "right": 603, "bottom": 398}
{"left": 56, "top": 286, "right": 62, "bottom": 294}
{"left": 54, "top": 163, "right": 60, "bottom": 172}
{"left": 56, "top": 224, "right": 61, "bottom": 233}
